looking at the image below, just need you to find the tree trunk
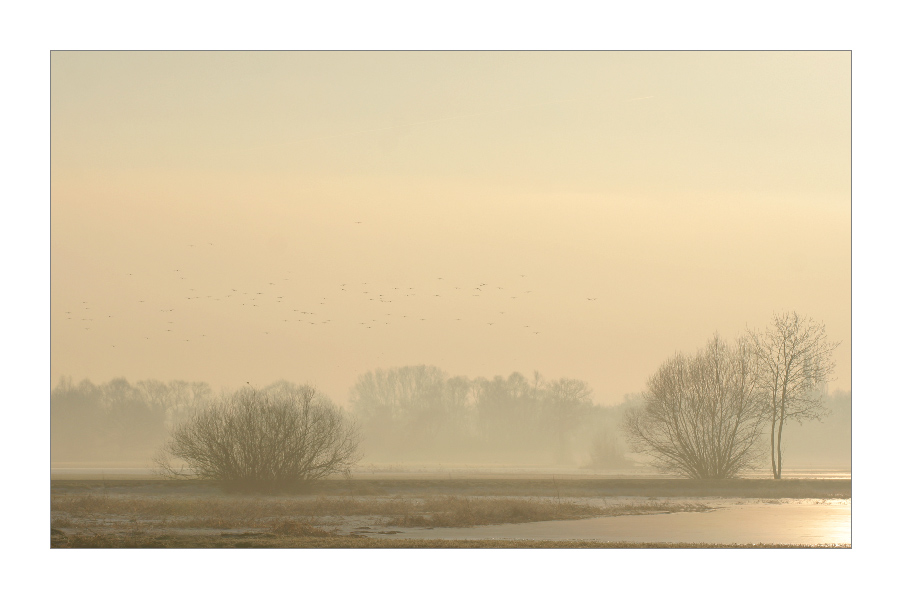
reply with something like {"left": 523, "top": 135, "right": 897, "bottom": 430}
{"left": 775, "top": 395, "right": 786, "bottom": 480}
{"left": 770, "top": 398, "right": 779, "bottom": 479}
{"left": 770, "top": 419, "right": 777, "bottom": 478}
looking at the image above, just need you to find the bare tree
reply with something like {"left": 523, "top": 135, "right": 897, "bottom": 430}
{"left": 622, "top": 334, "right": 766, "bottom": 479}
{"left": 747, "top": 312, "right": 840, "bottom": 479}
{"left": 349, "top": 365, "right": 459, "bottom": 457}
{"left": 155, "top": 385, "right": 361, "bottom": 491}
{"left": 543, "top": 378, "right": 594, "bottom": 463}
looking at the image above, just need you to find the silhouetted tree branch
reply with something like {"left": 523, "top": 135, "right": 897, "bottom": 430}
{"left": 747, "top": 312, "right": 839, "bottom": 479}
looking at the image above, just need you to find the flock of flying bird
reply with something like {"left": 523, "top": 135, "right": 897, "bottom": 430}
{"left": 61, "top": 237, "right": 602, "bottom": 348}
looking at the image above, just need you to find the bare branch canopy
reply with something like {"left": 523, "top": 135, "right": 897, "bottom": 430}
{"left": 622, "top": 334, "right": 767, "bottom": 479}
{"left": 154, "top": 383, "right": 361, "bottom": 491}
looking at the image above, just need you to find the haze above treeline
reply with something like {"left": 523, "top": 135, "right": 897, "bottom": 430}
{"left": 51, "top": 51, "right": 850, "bottom": 405}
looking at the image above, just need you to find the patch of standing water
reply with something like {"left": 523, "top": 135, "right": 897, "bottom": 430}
{"left": 379, "top": 501, "right": 851, "bottom": 545}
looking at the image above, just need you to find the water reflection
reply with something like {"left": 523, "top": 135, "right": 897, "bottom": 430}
{"left": 392, "top": 501, "right": 852, "bottom": 545}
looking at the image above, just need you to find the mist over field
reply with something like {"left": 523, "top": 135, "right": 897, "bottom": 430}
{"left": 50, "top": 50, "right": 851, "bottom": 549}
{"left": 50, "top": 372, "right": 850, "bottom": 472}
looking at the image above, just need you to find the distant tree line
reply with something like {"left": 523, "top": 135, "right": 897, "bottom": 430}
{"left": 51, "top": 311, "right": 849, "bottom": 477}
{"left": 51, "top": 378, "right": 350, "bottom": 465}
{"left": 51, "top": 371, "right": 634, "bottom": 468}
{"left": 51, "top": 377, "right": 214, "bottom": 462}
{"left": 778, "top": 388, "right": 850, "bottom": 468}
{"left": 349, "top": 365, "right": 634, "bottom": 466}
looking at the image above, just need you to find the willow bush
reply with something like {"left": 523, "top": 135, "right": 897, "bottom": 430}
{"left": 155, "top": 385, "right": 361, "bottom": 491}
{"left": 622, "top": 335, "right": 766, "bottom": 479}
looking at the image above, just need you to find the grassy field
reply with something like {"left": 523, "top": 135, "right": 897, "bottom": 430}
{"left": 50, "top": 477, "right": 851, "bottom": 548}
{"left": 51, "top": 476, "right": 851, "bottom": 498}
{"left": 51, "top": 493, "right": 709, "bottom": 530}
{"left": 50, "top": 530, "right": 850, "bottom": 549}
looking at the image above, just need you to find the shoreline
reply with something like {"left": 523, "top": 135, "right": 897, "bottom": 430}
{"left": 50, "top": 477, "right": 852, "bottom": 499}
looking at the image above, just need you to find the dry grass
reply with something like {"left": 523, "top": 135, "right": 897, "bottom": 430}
{"left": 383, "top": 496, "right": 709, "bottom": 527}
{"left": 51, "top": 477, "right": 852, "bottom": 499}
{"left": 268, "top": 519, "right": 337, "bottom": 537}
{"left": 51, "top": 493, "right": 709, "bottom": 530}
{"left": 52, "top": 494, "right": 417, "bottom": 518}
{"left": 49, "top": 530, "right": 850, "bottom": 549}
{"left": 50, "top": 477, "right": 849, "bottom": 548}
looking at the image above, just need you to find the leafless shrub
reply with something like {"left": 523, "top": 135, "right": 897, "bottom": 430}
{"left": 623, "top": 334, "right": 766, "bottom": 479}
{"left": 154, "top": 385, "right": 361, "bottom": 491}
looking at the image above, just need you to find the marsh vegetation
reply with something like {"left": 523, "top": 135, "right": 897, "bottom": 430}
{"left": 50, "top": 477, "right": 850, "bottom": 548}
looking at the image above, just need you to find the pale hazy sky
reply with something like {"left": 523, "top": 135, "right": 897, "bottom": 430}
{"left": 51, "top": 51, "right": 850, "bottom": 404}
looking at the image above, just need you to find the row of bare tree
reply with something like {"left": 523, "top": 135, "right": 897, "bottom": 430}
{"left": 349, "top": 366, "right": 631, "bottom": 465}
{"left": 50, "top": 378, "right": 214, "bottom": 461}
{"left": 51, "top": 311, "right": 844, "bottom": 483}
{"left": 623, "top": 312, "right": 842, "bottom": 479}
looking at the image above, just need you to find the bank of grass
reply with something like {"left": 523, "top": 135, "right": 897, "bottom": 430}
{"left": 50, "top": 477, "right": 850, "bottom": 548}
{"left": 383, "top": 496, "right": 709, "bottom": 527}
{"left": 51, "top": 494, "right": 708, "bottom": 530}
{"left": 50, "top": 530, "right": 850, "bottom": 549}
{"left": 51, "top": 477, "right": 851, "bottom": 499}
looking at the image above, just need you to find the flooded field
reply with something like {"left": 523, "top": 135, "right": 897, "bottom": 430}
{"left": 50, "top": 476, "right": 851, "bottom": 548}
{"left": 386, "top": 499, "right": 851, "bottom": 545}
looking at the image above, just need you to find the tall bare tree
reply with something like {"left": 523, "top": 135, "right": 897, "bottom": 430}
{"left": 747, "top": 312, "right": 840, "bottom": 479}
{"left": 622, "top": 334, "right": 766, "bottom": 479}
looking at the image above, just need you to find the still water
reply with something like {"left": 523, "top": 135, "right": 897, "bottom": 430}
{"left": 50, "top": 465, "right": 852, "bottom": 480}
{"left": 389, "top": 501, "right": 851, "bottom": 545}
